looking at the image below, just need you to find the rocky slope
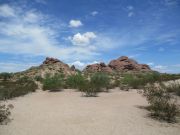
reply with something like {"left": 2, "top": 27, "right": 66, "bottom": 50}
{"left": 83, "top": 56, "right": 151, "bottom": 73}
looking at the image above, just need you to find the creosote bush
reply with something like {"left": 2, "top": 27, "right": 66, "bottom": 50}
{"left": 120, "top": 72, "right": 162, "bottom": 89}
{"left": 90, "top": 72, "right": 110, "bottom": 92}
{"left": 79, "top": 73, "right": 110, "bottom": 97}
{"left": 0, "top": 103, "right": 11, "bottom": 124}
{"left": 0, "top": 72, "right": 13, "bottom": 81}
{"left": 142, "top": 83, "right": 179, "bottom": 122}
{"left": 165, "top": 81, "right": 180, "bottom": 96}
{"left": 79, "top": 80, "right": 98, "bottom": 97}
{"left": 0, "top": 76, "right": 38, "bottom": 100}
{"left": 42, "top": 74, "right": 64, "bottom": 91}
{"left": 66, "top": 74, "right": 86, "bottom": 89}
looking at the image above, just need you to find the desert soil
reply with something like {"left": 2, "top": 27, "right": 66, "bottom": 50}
{"left": 0, "top": 88, "right": 179, "bottom": 135}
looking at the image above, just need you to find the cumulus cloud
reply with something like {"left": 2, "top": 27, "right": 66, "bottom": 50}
{"left": 0, "top": 4, "right": 100, "bottom": 65}
{"left": 91, "top": 11, "right": 98, "bottom": 16}
{"left": 69, "top": 61, "right": 85, "bottom": 70}
{"left": 147, "top": 62, "right": 154, "bottom": 66}
{"left": 69, "top": 32, "right": 96, "bottom": 46}
{"left": 69, "top": 19, "right": 83, "bottom": 28}
{"left": 69, "top": 60, "right": 99, "bottom": 70}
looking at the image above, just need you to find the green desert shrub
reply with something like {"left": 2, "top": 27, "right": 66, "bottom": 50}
{"left": 90, "top": 72, "right": 110, "bottom": 92}
{"left": 120, "top": 72, "right": 162, "bottom": 89}
{"left": 0, "top": 103, "right": 11, "bottom": 124}
{"left": 42, "top": 74, "right": 64, "bottom": 91}
{"left": 34, "top": 75, "right": 43, "bottom": 82}
{"left": 165, "top": 81, "right": 180, "bottom": 96}
{"left": 79, "top": 73, "right": 110, "bottom": 97}
{"left": 142, "top": 83, "right": 179, "bottom": 122}
{"left": 0, "top": 77, "right": 38, "bottom": 100}
{"left": 66, "top": 74, "right": 86, "bottom": 89}
{"left": 121, "top": 74, "right": 142, "bottom": 89}
{"left": 79, "top": 80, "right": 99, "bottom": 97}
{"left": 0, "top": 72, "right": 13, "bottom": 81}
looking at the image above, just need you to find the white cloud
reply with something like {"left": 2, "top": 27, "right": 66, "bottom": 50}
{"left": 91, "top": 11, "right": 98, "bottom": 16}
{"left": 0, "top": 62, "right": 39, "bottom": 72}
{"left": 147, "top": 62, "right": 154, "bottom": 66}
{"left": 154, "top": 65, "right": 167, "bottom": 69}
{"left": 69, "top": 19, "right": 83, "bottom": 28}
{"left": 23, "top": 11, "right": 41, "bottom": 23}
{"left": 152, "top": 65, "right": 170, "bottom": 73}
{"left": 126, "top": 5, "right": 134, "bottom": 17}
{"left": 69, "top": 61, "right": 85, "bottom": 70}
{"left": 0, "top": 4, "right": 100, "bottom": 65}
{"left": 127, "top": 5, "right": 134, "bottom": 10}
{"left": 69, "top": 60, "right": 99, "bottom": 70}
{"left": 128, "top": 12, "right": 134, "bottom": 17}
{"left": 69, "top": 32, "right": 96, "bottom": 46}
{"left": 0, "top": 4, "right": 15, "bottom": 17}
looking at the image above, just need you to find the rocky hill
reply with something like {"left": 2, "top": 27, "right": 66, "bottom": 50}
{"left": 83, "top": 56, "right": 151, "bottom": 73}
{"left": 14, "top": 56, "right": 152, "bottom": 78}
{"left": 16, "top": 57, "right": 76, "bottom": 78}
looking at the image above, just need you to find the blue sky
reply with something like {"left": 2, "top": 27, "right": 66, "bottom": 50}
{"left": 0, "top": 0, "right": 180, "bottom": 73}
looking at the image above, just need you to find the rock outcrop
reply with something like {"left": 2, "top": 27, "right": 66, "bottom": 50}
{"left": 20, "top": 57, "right": 76, "bottom": 78}
{"left": 84, "top": 62, "right": 113, "bottom": 73}
{"left": 108, "top": 56, "right": 151, "bottom": 72}
{"left": 83, "top": 56, "right": 151, "bottom": 73}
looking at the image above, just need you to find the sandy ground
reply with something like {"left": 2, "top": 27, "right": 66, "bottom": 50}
{"left": 0, "top": 88, "right": 180, "bottom": 135}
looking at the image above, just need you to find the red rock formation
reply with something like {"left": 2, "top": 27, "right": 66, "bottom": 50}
{"left": 84, "top": 62, "right": 113, "bottom": 73}
{"left": 42, "top": 57, "right": 62, "bottom": 65}
{"left": 108, "top": 56, "right": 151, "bottom": 72}
{"left": 83, "top": 56, "right": 151, "bottom": 73}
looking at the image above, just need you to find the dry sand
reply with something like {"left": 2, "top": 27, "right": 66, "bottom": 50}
{"left": 0, "top": 88, "right": 180, "bottom": 135}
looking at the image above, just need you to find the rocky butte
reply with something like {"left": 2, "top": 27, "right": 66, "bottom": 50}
{"left": 83, "top": 56, "right": 151, "bottom": 73}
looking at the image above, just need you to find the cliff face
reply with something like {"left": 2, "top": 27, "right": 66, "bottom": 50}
{"left": 83, "top": 56, "right": 152, "bottom": 73}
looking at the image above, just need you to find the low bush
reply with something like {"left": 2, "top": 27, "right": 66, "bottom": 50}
{"left": 42, "top": 74, "right": 64, "bottom": 91}
{"left": 0, "top": 103, "right": 11, "bottom": 124}
{"left": 90, "top": 72, "right": 110, "bottom": 92}
{"left": 121, "top": 74, "right": 142, "bottom": 89}
{"left": 165, "top": 81, "right": 180, "bottom": 96}
{"left": 142, "top": 83, "right": 179, "bottom": 122}
{"left": 66, "top": 74, "right": 86, "bottom": 89}
{"left": 0, "top": 72, "right": 13, "bottom": 81}
{"left": 79, "top": 80, "right": 98, "bottom": 97}
{"left": 79, "top": 73, "right": 110, "bottom": 96}
{"left": 0, "top": 77, "right": 38, "bottom": 100}
{"left": 120, "top": 72, "right": 162, "bottom": 89}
